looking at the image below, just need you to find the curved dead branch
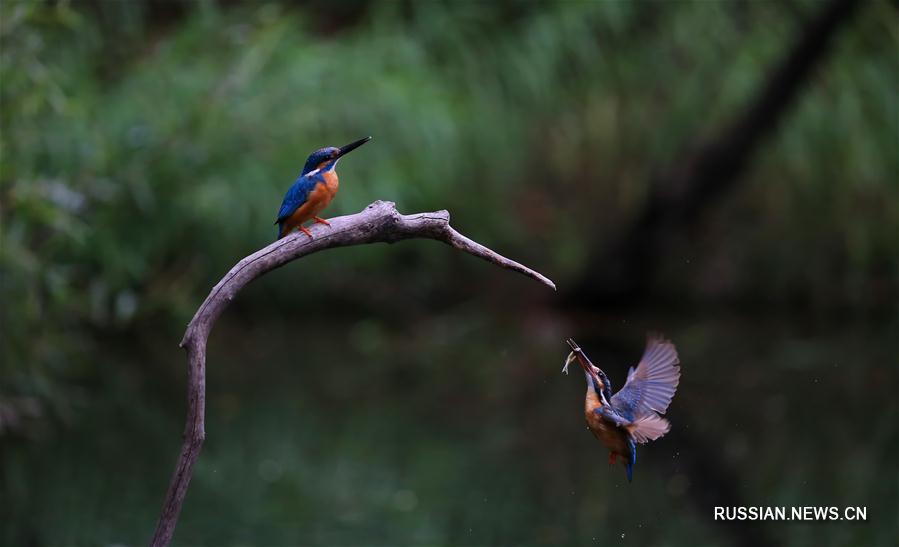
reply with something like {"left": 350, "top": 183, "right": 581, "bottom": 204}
{"left": 150, "top": 200, "right": 554, "bottom": 546}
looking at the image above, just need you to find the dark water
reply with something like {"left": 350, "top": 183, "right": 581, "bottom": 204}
{"left": 4, "top": 307, "right": 896, "bottom": 546}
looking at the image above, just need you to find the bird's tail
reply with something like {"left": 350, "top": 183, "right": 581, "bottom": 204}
{"left": 626, "top": 438, "right": 636, "bottom": 483}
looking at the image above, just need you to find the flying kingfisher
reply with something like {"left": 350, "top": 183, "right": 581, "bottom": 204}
{"left": 275, "top": 136, "right": 371, "bottom": 240}
{"left": 563, "top": 335, "right": 681, "bottom": 482}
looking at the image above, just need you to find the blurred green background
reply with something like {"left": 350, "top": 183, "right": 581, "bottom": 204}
{"left": 1, "top": 0, "right": 897, "bottom": 545}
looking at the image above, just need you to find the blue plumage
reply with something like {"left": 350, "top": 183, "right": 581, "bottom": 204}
{"left": 625, "top": 438, "right": 636, "bottom": 482}
{"left": 610, "top": 337, "right": 680, "bottom": 419}
{"left": 275, "top": 174, "right": 318, "bottom": 225}
{"left": 608, "top": 387, "right": 640, "bottom": 423}
{"left": 301, "top": 147, "right": 339, "bottom": 175}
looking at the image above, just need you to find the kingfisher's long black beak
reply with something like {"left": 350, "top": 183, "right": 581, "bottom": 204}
{"left": 336, "top": 136, "right": 371, "bottom": 158}
{"left": 564, "top": 338, "right": 602, "bottom": 387}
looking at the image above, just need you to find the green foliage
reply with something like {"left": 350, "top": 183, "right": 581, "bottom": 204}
{"left": 2, "top": 0, "right": 894, "bottom": 333}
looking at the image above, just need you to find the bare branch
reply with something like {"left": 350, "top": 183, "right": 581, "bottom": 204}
{"left": 150, "top": 200, "right": 554, "bottom": 546}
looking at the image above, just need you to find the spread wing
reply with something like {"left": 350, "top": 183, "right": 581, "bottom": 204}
{"left": 275, "top": 174, "right": 316, "bottom": 224}
{"left": 610, "top": 334, "right": 680, "bottom": 420}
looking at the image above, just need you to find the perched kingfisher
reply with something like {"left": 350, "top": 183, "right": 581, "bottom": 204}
{"left": 275, "top": 136, "right": 371, "bottom": 240}
{"left": 563, "top": 335, "right": 681, "bottom": 482}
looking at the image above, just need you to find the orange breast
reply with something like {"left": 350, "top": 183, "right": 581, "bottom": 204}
{"left": 281, "top": 178, "right": 338, "bottom": 236}
{"left": 584, "top": 390, "right": 630, "bottom": 457}
{"left": 321, "top": 170, "right": 339, "bottom": 197}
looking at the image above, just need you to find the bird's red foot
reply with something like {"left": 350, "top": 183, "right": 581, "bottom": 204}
{"left": 313, "top": 216, "right": 331, "bottom": 226}
{"left": 608, "top": 453, "right": 617, "bottom": 466}
{"left": 298, "top": 226, "right": 313, "bottom": 239}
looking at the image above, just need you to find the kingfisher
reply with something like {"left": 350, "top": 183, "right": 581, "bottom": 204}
{"left": 562, "top": 335, "right": 681, "bottom": 482}
{"left": 275, "top": 136, "right": 371, "bottom": 240}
